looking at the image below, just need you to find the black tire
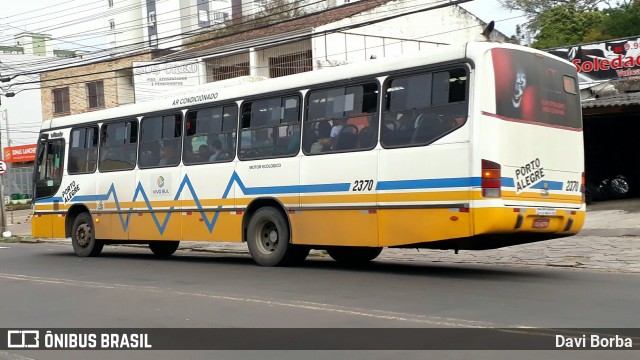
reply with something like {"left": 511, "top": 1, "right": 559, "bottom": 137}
{"left": 71, "top": 213, "right": 103, "bottom": 257}
{"left": 327, "top": 246, "right": 383, "bottom": 265}
{"left": 149, "top": 241, "right": 180, "bottom": 257}
{"left": 606, "top": 175, "right": 630, "bottom": 199}
{"left": 246, "top": 207, "right": 309, "bottom": 266}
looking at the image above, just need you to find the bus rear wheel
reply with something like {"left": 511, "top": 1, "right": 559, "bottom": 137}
{"left": 149, "top": 241, "right": 180, "bottom": 257}
{"left": 326, "top": 246, "right": 382, "bottom": 265}
{"left": 71, "top": 213, "right": 103, "bottom": 257}
{"left": 246, "top": 207, "right": 309, "bottom": 266}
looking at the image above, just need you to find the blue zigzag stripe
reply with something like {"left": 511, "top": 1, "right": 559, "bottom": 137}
{"left": 65, "top": 172, "right": 352, "bottom": 235}
{"left": 37, "top": 172, "right": 488, "bottom": 235}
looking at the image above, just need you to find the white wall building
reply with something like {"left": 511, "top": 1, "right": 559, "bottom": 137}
{"left": 139, "top": 0, "right": 508, "bottom": 98}
{"left": 104, "top": 1, "right": 364, "bottom": 52}
{"left": 106, "top": 0, "right": 236, "bottom": 52}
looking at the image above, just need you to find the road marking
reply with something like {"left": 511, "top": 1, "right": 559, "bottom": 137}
{"left": 0, "top": 351, "right": 37, "bottom": 360}
{"left": 2, "top": 272, "right": 639, "bottom": 345}
{"left": 0, "top": 247, "right": 9, "bottom": 249}
{"left": 0, "top": 272, "right": 492, "bottom": 328}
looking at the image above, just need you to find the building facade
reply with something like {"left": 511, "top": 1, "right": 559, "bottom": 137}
{"left": 40, "top": 0, "right": 508, "bottom": 115}
{"left": 160, "top": 0, "right": 507, "bottom": 91}
{"left": 39, "top": 52, "right": 153, "bottom": 119}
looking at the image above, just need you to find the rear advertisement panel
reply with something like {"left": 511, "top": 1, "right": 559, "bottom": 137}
{"left": 492, "top": 48, "right": 581, "bottom": 129}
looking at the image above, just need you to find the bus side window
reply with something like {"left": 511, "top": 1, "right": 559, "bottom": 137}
{"left": 303, "top": 82, "right": 379, "bottom": 155}
{"left": 239, "top": 96, "right": 300, "bottom": 160}
{"left": 183, "top": 104, "right": 238, "bottom": 165}
{"left": 381, "top": 68, "right": 467, "bottom": 148}
{"left": 99, "top": 120, "right": 138, "bottom": 172}
{"left": 139, "top": 114, "right": 182, "bottom": 168}
{"left": 69, "top": 126, "right": 98, "bottom": 175}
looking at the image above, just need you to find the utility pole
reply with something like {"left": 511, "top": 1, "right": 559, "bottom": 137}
{"left": 2, "top": 109, "right": 10, "bottom": 147}
{"left": 0, "top": 120, "right": 7, "bottom": 234}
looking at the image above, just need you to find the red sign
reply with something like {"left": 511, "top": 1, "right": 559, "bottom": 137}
{"left": 3, "top": 144, "right": 37, "bottom": 163}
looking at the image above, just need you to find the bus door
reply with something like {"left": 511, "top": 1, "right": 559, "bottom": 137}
{"left": 180, "top": 105, "right": 239, "bottom": 242}
{"left": 377, "top": 69, "right": 473, "bottom": 246}
{"left": 235, "top": 96, "right": 302, "bottom": 224}
{"left": 96, "top": 120, "right": 139, "bottom": 240}
{"left": 32, "top": 133, "right": 65, "bottom": 238}
{"left": 297, "top": 83, "right": 379, "bottom": 247}
{"left": 133, "top": 114, "right": 183, "bottom": 241}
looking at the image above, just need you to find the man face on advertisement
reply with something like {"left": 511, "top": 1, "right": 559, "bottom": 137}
{"left": 512, "top": 70, "right": 527, "bottom": 108}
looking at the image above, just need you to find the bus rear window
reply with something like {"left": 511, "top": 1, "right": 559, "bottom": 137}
{"left": 492, "top": 48, "right": 582, "bottom": 129}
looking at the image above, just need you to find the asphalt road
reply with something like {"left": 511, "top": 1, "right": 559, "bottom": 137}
{"left": 0, "top": 243, "right": 638, "bottom": 360}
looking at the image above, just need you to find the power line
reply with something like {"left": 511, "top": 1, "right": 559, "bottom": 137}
{"left": 0, "top": 0, "right": 314, "bottom": 55}
{"left": 0, "top": 0, "right": 339, "bottom": 78}
{"left": 0, "top": 0, "right": 324, "bottom": 72}
{"left": 3, "top": 0, "right": 437, "bottom": 81}
{"left": 12, "top": 0, "right": 491, "bottom": 96}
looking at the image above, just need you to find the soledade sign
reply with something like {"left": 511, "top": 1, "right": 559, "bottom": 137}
{"left": 3, "top": 144, "right": 36, "bottom": 163}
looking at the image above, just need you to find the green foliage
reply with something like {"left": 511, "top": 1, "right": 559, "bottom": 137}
{"left": 530, "top": 4, "right": 605, "bottom": 48}
{"left": 597, "top": 2, "right": 640, "bottom": 39}
{"left": 500, "top": 0, "right": 640, "bottom": 48}
{"left": 499, "top": 0, "right": 604, "bottom": 14}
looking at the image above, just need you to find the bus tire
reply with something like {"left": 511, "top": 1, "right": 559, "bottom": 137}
{"left": 71, "top": 213, "right": 103, "bottom": 257}
{"left": 327, "top": 246, "right": 382, "bottom": 265}
{"left": 246, "top": 207, "right": 309, "bottom": 266}
{"left": 149, "top": 241, "right": 180, "bottom": 257}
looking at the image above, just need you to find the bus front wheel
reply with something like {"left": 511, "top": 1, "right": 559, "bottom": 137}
{"left": 149, "top": 241, "right": 180, "bottom": 257}
{"left": 71, "top": 213, "right": 104, "bottom": 257}
{"left": 326, "top": 246, "right": 382, "bottom": 265}
{"left": 246, "top": 207, "right": 309, "bottom": 266}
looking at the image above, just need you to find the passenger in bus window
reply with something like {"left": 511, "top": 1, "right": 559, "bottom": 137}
{"left": 140, "top": 142, "right": 161, "bottom": 167}
{"left": 330, "top": 118, "right": 346, "bottom": 139}
{"left": 358, "top": 116, "right": 376, "bottom": 148}
{"left": 209, "top": 140, "right": 224, "bottom": 161}
{"left": 197, "top": 144, "right": 211, "bottom": 162}
{"left": 159, "top": 141, "right": 180, "bottom": 166}
{"left": 183, "top": 145, "right": 195, "bottom": 163}
{"left": 286, "top": 127, "right": 301, "bottom": 154}
{"left": 310, "top": 123, "right": 332, "bottom": 154}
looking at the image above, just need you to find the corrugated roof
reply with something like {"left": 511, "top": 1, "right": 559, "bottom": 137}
{"left": 582, "top": 92, "right": 640, "bottom": 109}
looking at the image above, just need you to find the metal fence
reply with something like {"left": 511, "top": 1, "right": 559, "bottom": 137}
{"left": 3, "top": 165, "right": 33, "bottom": 199}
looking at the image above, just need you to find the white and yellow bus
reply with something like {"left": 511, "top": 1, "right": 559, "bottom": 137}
{"left": 32, "top": 42, "right": 585, "bottom": 266}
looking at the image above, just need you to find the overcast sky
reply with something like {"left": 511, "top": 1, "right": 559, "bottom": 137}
{"left": 0, "top": 0, "right": 525, "bottom": 51}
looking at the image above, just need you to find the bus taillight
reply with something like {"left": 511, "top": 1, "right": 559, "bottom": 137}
{"left": 482, "top": 159, "right": 501, "bottom": 198}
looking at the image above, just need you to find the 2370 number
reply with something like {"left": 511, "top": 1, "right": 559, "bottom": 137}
{"left": 352, "top": 179, "right": 374, "bottom": 191}
{"left": 565, "top": 181, "right": 580, "bottom": 192}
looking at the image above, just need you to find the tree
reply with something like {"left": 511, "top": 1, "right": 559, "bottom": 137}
{"left": 498, "top": 0, "right": 640, "bottom": 47}
{"left": 498, "top": 0, "right": 604, "bottom": 15}
{"left": 595, "top": 2, "right": 640, "bottom": 39}
{"left": 529, "top": 3, "right": 605, "bottom": 48}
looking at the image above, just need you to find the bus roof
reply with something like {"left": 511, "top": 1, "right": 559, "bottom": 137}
{"left": 42, "top": 41, "right": 564, "bottom": 131}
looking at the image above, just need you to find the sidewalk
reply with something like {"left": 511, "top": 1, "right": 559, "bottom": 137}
{"left": 5, "top": 203, "right": 640, "bottom": 273}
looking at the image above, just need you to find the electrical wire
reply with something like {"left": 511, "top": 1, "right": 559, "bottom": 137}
{"left": 3, "top": 0, "right": 457, "bottom": 81}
